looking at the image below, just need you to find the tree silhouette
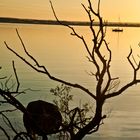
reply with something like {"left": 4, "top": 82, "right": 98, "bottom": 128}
{"left": 50, "top": 84, "right": 93, "bottom": 140}
{"left": 23, "top": 100, "right": 62, "bottom": 140}
{"left": 0, "top": 61, "right": 30, "bottom": 140}
{"left": 4, "top": 0, "right": 140, "bottom": 140}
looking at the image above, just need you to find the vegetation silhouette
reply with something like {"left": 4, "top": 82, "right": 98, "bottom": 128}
{"left": 23, "top": 100, "right": 62, "bottom": 140}
{"left": 1, "top": 0, "right": 140, "bottom": 140}
{"left": 50, "top": 84, "right": 93, "bottom": 140}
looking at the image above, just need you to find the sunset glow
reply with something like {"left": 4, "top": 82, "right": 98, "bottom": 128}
{"left": 0, "top": 0, "right": 140, "bottom": 22}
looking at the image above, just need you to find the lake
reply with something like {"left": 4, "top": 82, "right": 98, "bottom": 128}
{"left": 1, "top": 23, "right": 140, "bottom": 139}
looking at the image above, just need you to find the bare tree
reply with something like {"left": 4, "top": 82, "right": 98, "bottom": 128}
{"left": 0, "top": 62, "right": 31, "bottom": 140}
{"left": 4, "top": 0, "right": 140, "bottom": 140}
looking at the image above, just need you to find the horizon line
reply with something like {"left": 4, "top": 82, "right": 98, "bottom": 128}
{"left": 0, "top": 17, "right": 140, "bottom": 27}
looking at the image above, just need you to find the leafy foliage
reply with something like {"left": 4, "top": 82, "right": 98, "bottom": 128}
{"left": 50, "top": 84, "right": 93, "bottom": 139}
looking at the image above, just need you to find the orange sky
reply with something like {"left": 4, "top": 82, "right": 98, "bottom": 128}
{"left": 0, "top": 0, "right": 140, "bottom": 22}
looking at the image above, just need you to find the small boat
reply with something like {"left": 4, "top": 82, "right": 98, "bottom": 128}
{"left": 112, "top": 28, "right": 123, "bottom": 32}
{"left": 112, "top": 17, "right": 123, "bottom": 32}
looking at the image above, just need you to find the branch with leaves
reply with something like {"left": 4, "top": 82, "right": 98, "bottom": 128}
{"left": 51, "top": 84, "right": 93, "bottom": 139}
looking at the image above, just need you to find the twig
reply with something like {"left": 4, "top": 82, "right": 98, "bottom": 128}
{"left": 2, "top": 113, "right": 18, "bottom": 135}
{"left": 0, "top": 125, "right": 11, "bottom": 140}
{"left": 12, "top": 61, "right": 20, "bottom": 92}
{"left": 5, "top": 37, "right": 96, "bottom": 100}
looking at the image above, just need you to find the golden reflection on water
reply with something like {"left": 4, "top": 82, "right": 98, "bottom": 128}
{"left": 1, "top": 24, "right": 140, "bottom": 138}
{"left": 1, "top": 24, "right": 140, "bottom": 94}
{"left": 1, "top": 24, "right": 140, "bottom": 96}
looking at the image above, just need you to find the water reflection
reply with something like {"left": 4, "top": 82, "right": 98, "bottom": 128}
{"left": 1, "top": 24, "right": 140, "bottom": 139}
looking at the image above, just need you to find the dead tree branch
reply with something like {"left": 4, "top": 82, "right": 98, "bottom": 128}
{"left": 4, "top": 33, "right": 96, "bottom": 100}
{"left": 0, "top": 125, "right": 11, "bottom": 140}
{"left": 1, "top": 113, "right": 18, "bottom": 135}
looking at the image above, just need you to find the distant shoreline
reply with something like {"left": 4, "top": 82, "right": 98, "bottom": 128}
{"left": 0, "top": 17, "right": 140, "bottom": 27}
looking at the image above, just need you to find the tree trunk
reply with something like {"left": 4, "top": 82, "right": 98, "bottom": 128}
{"left": 71, "top": 98, "right": 104, "bottom": 140}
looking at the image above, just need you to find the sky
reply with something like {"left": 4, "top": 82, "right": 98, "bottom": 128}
{"left": 0, "top": 0, "right": 140, "bottom": 22}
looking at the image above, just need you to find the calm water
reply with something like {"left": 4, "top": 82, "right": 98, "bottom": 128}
{"left": 1, "top": 23, "right": 140, "bottom": 139}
